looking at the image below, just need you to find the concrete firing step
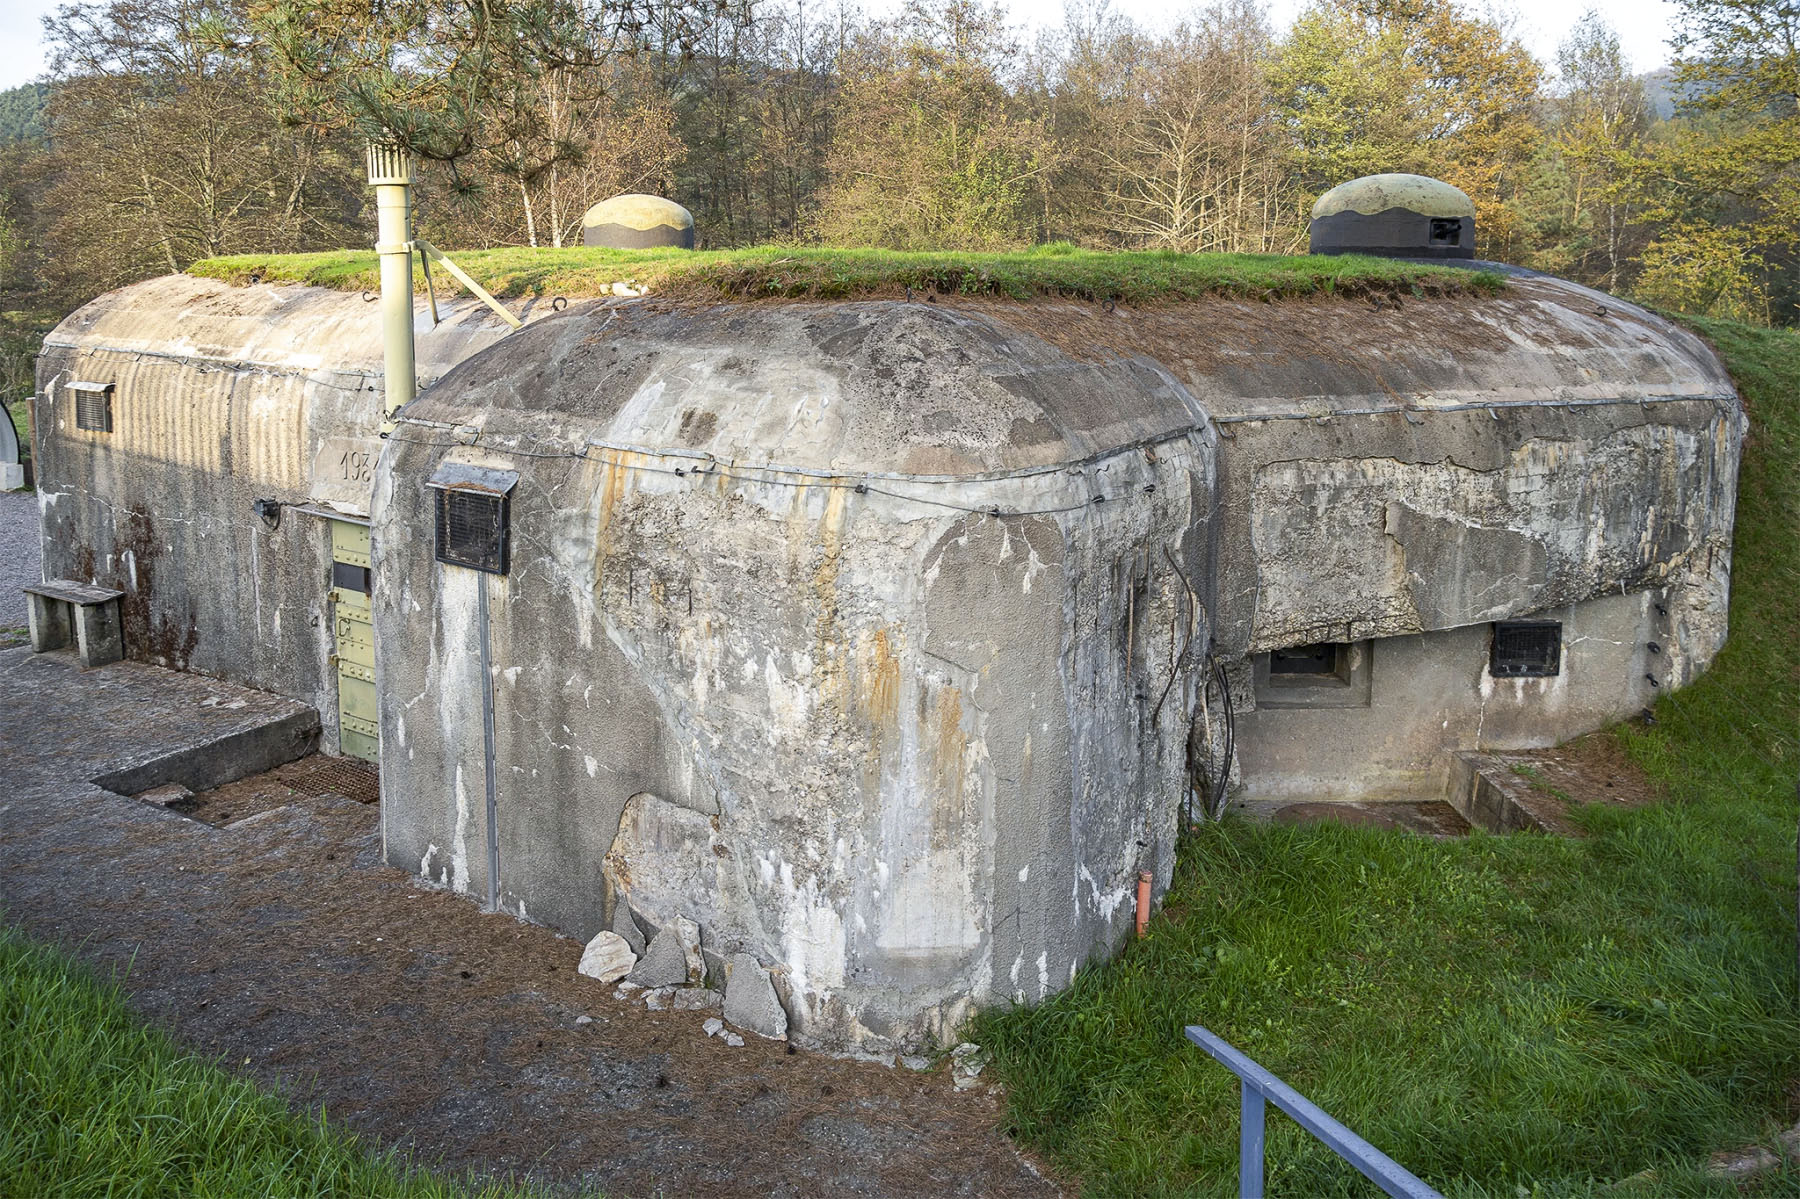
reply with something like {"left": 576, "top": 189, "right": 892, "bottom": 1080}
{"left": 0, "top": 646, "right": 319, "bottom": 794}
{"left": 1229, "top": 797, "right": 1474, "bottom": 838}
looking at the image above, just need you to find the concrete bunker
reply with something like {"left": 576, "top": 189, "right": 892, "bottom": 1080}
{"left": 28, "top": 173, "right": 1743, "bottom": 1053}
{"left": 30, "top": 274, "right": 545, "bottom": 759}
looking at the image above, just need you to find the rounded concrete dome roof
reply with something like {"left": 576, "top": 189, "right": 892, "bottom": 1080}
{"left": 582, "top": 194, "right": 695, "bottom": 250}
{"left": 407, "top": 302, "right": 1203, "bottom": 477}
{"left": 1311, "top": 174, "right": 1475, "bottom": 221}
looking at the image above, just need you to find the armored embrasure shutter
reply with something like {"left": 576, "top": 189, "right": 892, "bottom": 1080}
{"left": 427, "top": 462, "right": 520, "bottom": 576}
{"left": 1490, "top": 621, "right": 1562, "bottom": 678}
{"left": 70, "top": 382, "right": 113, "bottom": 433}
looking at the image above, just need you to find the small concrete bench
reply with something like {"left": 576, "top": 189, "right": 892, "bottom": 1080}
{"left": 24, "top": 580, "right": 126, "bottom": 669}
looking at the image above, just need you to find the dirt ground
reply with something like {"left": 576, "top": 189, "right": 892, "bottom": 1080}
{"left": 0, "top": 651, "right": 1059, "bottom": 1199}
{"left": 1503, "top": 731, "right": 1665, "bottom": 811}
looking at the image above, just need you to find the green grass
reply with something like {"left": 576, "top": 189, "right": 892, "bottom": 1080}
{"left": 188, "top": 244, "right": 1503, "bottom": 304}
{"left": 0, "top": 924, "right": 550, "bottom": 1198}
{"left": 975, "top": 316, "right": 1800, "bottom": 1197}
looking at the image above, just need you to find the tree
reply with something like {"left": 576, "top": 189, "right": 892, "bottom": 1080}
{"left": 249, "top": 0, "right": 739, "bottom": 172}
{"left": 1625, "top": 0, "right": 1800, "bottom": 322}
{"left": 38, "top": 0, "right": 363, "bottom": 301}
{"left": 811, "top": 0, "right": 1061, "bottom": 250}
{"left": 1053, "top": 2, "right": 1298, "bottom": 253}
{"left": 421, "top": 58, "right": 685, "bottom": 249}
{"left": 1523, "top": 11, "right": 1652, "bottom": 291}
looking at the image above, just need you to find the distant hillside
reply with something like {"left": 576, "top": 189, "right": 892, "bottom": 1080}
{"left": 1640, "top": 68, "right": 1707, "bottom": 121}
{"left": 0, "top": 83, "right": 47, "bottom": 144}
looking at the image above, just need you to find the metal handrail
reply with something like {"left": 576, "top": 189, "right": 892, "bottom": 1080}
{"left": 1185, "top": 1025, "right": 1442, "bottom": 1199}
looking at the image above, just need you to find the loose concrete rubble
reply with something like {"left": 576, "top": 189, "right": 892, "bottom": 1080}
{"left": 610, "top": 904, "right": 646, "bottom": 956}
{"left": 135, "top": 783, "right": 194, "bottom": 807}
{"left": 951, "top": 1043, "right": 990, "bottom": 1092}
{"left": 675, "top": 916, "right": 705, "bottom": 987}
{"left": 701, "top": 1017, "right": 747, "bottom": 1048}
{"left": 723, "top": 952, "right": 790, "bottom": 1041}
{"left": 628, "top": 924, "right": 693, "bottom": 989}
{"left": 576, "top": 931, "right": 636, "bottom": 984}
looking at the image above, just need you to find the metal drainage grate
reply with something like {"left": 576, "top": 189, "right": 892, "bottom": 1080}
{"left": 285, "top": 756, "right": 380, "bottom": 805}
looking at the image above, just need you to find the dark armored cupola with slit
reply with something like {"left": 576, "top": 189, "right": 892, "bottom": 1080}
{"left": 1308, "top": 173, "right": 1476, "bottom": 259}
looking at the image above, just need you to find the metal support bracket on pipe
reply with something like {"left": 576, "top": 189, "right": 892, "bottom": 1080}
{"left": 416, "top": 238, "right": 522, "bottom": 331}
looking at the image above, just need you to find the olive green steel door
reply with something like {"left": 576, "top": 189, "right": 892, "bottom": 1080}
{"left": 329, "top": 520, "right": 379, "bottom": 764}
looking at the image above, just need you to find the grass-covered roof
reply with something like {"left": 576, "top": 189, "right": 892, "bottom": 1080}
{"left": 188, "top": 244, "right": 1504, "bottom": 305}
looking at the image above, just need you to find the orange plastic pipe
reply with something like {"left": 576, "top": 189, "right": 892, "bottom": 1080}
{"left": 1135, "top": 870, "right": 1152, "bottom": 938}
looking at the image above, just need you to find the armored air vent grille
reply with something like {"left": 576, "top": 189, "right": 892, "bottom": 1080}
{"left": 1491, "top": 621, "right": 1561, "bottom": 678}
{"left": 71, "top": 382, "right": 113, "bottom": 433}
{"left": 435, "top": 488, "right": 509, "bottom": 575}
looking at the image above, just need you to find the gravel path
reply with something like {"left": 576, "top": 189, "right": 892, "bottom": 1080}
{"left": 0, "top": 649, "right": 1062, "bottom": 1198}
{"left": 0, "top": 488, "right": 39, "bottom": 628}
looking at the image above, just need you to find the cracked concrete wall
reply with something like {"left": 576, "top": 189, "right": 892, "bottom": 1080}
{"left": 376, "top": 302, "right": 1213, "bottom": 1050}
{"left": 1176, "top": 275, "right": 1742, "bottom": 798}
{"left": 1232, "top": 588, "right": 1682, "bottom": 800}
{"left": 33, "top": 275, "right": 544, "bottom": 751}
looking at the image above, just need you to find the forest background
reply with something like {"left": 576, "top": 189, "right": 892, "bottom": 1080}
{"left": 0, "top": 0, "right": 1793, "bottom": 347}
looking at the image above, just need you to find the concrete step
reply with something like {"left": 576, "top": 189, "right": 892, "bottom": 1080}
{"left": 1, "top": 646, "right": 319, "bottom": 798}
{"left": 1449, "top": 751, "right": 1584, "bottom": 836}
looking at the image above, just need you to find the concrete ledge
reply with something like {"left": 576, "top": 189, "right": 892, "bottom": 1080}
{"left": 91, "top": 708, "right": 319, "bottom": 796}
{"left": 1449, "top": 752, "right": 1580, "bottom": 835}
{"left": 2, "top": 647, "right": 320, "bottom": 800}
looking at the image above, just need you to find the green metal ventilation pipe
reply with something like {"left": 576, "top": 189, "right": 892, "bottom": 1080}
{"left": 366, "top": 143, "right": 417, "bottom": 431}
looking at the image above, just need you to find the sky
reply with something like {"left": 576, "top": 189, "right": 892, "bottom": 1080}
{"left": 0, "top": 0, "right": 1682, "bottom": 92}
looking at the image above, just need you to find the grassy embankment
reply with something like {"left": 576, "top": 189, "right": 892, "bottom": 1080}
{"left": 974, "top": 316, "right": 1800, "bottom": 1195}
{"left": 0, "top": 925, "right": 552, "bottom": 1198}
{"left": 190, "top": 243, "right": 1504, "bottom": 304}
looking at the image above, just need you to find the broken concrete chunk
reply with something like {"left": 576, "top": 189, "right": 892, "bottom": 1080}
{"left": 702, "top": 1017, "right": 724, "bottom": 1037}
{"left": 670, "top": 987, "right": 722, "bottom": 1012}
{"left": 675, "top": 916, "right": 704, "bottom": 986}
{"left": 722, "top": 953, "right": 789, "bottom": 1041}
{"left": 899, "top": 1055, "right": 931, "bottom": 1072}
{"left": 610, "top": 903, "right": 646, "bottom": 957}
{"left": 1779, "top": 1121, "right": 1800, "bottom": 1163}
{"left": 951, "top": 1042, "right": 989, "bottom": 1091}
{"left": 136, "top": 783, "right": 194, "bottom": 807}
{"left": 1706, "top": 1146, "right": 1781, "bottom": 1180}
{"left": 721, "top": 1030, "right": 745, "bottom": 1047}
{"left": 641, "top": 986, "right": 676, "bottom": 1011}
{"left": 627, "top": 927, "right": 689, "bottom": 988}
{"left": 576, "top": 930, "right": 637, "bottom": 985}
{"left": 574, "top": 1015, "right": 594, "bottom": 1026}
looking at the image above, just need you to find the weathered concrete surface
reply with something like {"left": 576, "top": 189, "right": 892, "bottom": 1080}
{"left": 0, "top": 648, "right": 1058, "bottom": 1198}
{"left": 983, "top": 276, "right": 1740, "bottom": 804}
{"left": 373, "top": 283, "right": 1740, "bottom": 1049}
{"left": 378, "top": 301, "right": 1214, "bottom": 1052}
{"left": 32, "top": 269, "right": 1745, "bottom": 1052}
{"left": 31, "top": 276, "right": 568, "bottom": 752}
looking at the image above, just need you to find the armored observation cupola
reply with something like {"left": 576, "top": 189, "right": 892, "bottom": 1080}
{"left": 581, "top": 193, "right": 695, "bottom": 249}
{"left": 1309, "top": 173, "right": 1475, "bottom": 259}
